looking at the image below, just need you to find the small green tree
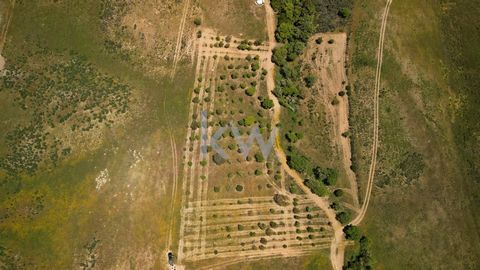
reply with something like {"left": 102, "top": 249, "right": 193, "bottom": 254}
{"left": 243, "top": 115, "right": 256, "bottom": 126}
{"left": 333, "top": 189, "right": 344, "bottom": 197}
{"left": 212, "top": 153, "right": 226, "bottom": 165}
{"left": 304, "top": 75, "right": 316, "bottom": 88}
{"left": 245, "top": 87, "right": 256, "bottom": 96}
{"left": 272, "top": 46, "right": 288, "bottom": 66}
{"left": 336, "top": 211, "right": 351, "bottom": 225}
{"left": 261, "top": 99, "right": 274, "bottom": 109}
{"left": 273, "top": 194, "right": 290, "bottom": 206}
{"left": 254, "top": 152, "right": 264, "bottom": 162}
{"left": 338, "top": 8, "right": 351, "bottom": 18}
{"left": 285, "top": 131, "right": 301, "bottom": 143}
{"left": 260, "top": 238, "right": 267, "bottom": 245}
{"left": 193, "top": 18, "right": 202, "bottom": 26}
{"left": 343, "top": 225, "right": 361, "bottom": 240}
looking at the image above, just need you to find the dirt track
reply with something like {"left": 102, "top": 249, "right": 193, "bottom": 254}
{"left": 171, "top": 0, "right": 191, "bottom": 78}
{"left": 0, "top": 0, "right": 15, "bottom": 52}
{"left": 0, "top": 0, "right": 16, "bottom": 71}
{"left": 166, "top": 133, "right": 178, "bottom": 248}
{"left": 351, "top": 0, "right": 393, "bottom": 226}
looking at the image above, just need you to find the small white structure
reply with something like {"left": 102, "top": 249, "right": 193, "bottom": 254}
{"left": 255, "top": 0, "right": 264, "bottom": 6}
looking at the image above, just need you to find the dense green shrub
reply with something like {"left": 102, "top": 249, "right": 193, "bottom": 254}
{"left": 313, "top": 167, "right": 338, "bottom": 185}
{"left": 254, "top": 152, "right": 265, "bottom": 162}
{"left": 343, "top": 225, "right": 360, "bottom": 240}
{"left": 344, "top": 236, "right": 372, "bottom": 269}
{"left": 304, "top": 179, "right": 328, "bottom": 197}
{"left": 333, "top": 189, "right": 344, "bottom": 197}
{"left": 335, "top": 211, "right": 351, "bottom": 225}
{"left": 261, "top": 99, "right": 274, "bottom": 109}
{"left": 287, "top": 151, "right": 312, "bottom": 174}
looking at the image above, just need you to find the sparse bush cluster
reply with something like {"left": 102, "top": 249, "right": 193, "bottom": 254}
{"left": 0, "top": 51, "right": 131, "bottom": 176}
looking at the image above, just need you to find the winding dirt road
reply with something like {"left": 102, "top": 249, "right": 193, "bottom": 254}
{"left": 351, "top": 0, "right": 392, "bottom": 226}
{"left": 263, "top": 0, "right": 392, "bottom": 268}
{"left": 166, "top": 0, "right": 195, "bottom": 256}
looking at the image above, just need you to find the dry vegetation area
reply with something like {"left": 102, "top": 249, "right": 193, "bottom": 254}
{"left": 294, "top": 33, "right": 359, "bottom": 212}
{"left": 0, "top": 0, "right": 195, "bottom": 268}
{"left": 198, "top": 0, "right": 267, "bottom": 40}
{"left": 100, "top": 0, "right": 198, "bottom": 77}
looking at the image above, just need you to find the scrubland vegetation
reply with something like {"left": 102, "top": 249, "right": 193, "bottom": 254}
{"left": 347, "top": 0, "right": 480, "bottom": 268}
{"left": 0, "top": 0, "right": 194, "bottom": 268}
{"left": 0, "top": 51, "right": 130, "bottom": 177}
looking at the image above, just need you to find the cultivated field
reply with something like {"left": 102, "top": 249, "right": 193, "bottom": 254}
{"left": 176, "top": 30, "right": 334, "bottom": 269}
